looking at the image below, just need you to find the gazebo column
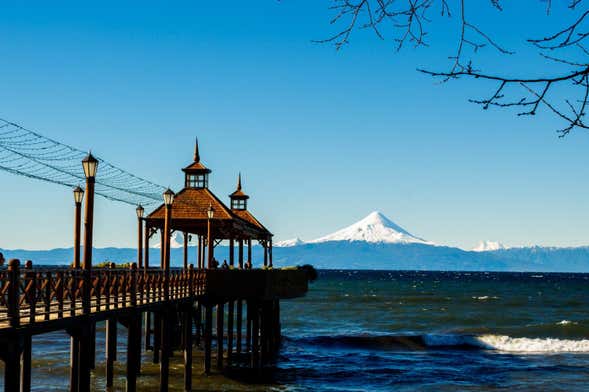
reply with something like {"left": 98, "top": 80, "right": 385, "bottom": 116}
{"left": 263, "top": 241, "right": 268, "bottom": 267}
{"left": 247, "top": 239, "right": 252, "bottom": 267}
{"left": 238, "top": 240, "right": 244, "bottom": 269}
{"left": 196, "top": 236, "right": 201, "bottom": 269}
{"left": 160, "top": 228, "right": 165, "bottom": 268}
{"left": 229, "top": 239, "right": 235, "bottom": 267}
{"left": 183, "top": 232, "right": 188, "bottom": 269}
{"left": 144, "top": 225, "right": 150, "bottom": 269}
{"left": 207, "top": 236, "right": 214, "bottom": 269}
{"left": 269, "top": 239, "right": 273, "bottom": 268}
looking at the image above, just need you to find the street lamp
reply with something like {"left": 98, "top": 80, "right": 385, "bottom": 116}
{"left": 72, "top": 186, "right": 84, "bottom": 268}
{"left": 81, "top": 153, "right": 98, "bottom": 314}
{"left": 207, "top": 204, "right": 214, "bottom": 268}
{"left": 82, "top": 153, "right": 99, "bottom": 178}
{"left": 162, "top": 188, "right": 174, "bottom": 272}
{"left": 136, "top": 205, "right": 144, "bottom": 268}
{"left": 163, "top": 188, "right": 175, "bottom": 206}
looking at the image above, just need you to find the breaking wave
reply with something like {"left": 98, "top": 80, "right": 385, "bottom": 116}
{"left": 293, "top": 333, "right": 589, "bottom": 354}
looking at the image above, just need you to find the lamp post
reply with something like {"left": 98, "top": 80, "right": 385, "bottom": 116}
{"left": 136, "top": 205, "right": 144, "bottom": 269}
{"left": 162, "top": 188, "right": 174, "bottom": 272}
{"left": 78, "top": 152, "right": 98, "bottom": 392}
{"left": 160, "top": 189, "right": 174, "bottom": 390}
{"left": 73, "top": 186, "right": 84, "bottom": 269}
{"left": 81, "top": 153, "right": 98, "bottom": 313}
{"left": 207, "top": 204, "right": 214, "bottom": 269}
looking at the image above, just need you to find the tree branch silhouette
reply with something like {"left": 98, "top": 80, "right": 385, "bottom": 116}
{"left": 319, "top": 0, "right": 589, "bottom": 136}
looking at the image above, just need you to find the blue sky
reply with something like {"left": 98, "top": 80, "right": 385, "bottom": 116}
{"left": 1, "top": 1, "right": 589, "bottom": 250}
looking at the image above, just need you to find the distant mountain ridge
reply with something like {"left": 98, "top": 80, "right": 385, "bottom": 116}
{"left": 2, "top": 212, "right": 589, "bottom": 272}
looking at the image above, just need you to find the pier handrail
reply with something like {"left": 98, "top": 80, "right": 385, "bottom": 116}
{"left": 0, "top": 260, "right": 207, "bottom": 327}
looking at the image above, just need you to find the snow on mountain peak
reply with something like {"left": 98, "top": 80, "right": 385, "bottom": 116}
{"left": 472, "top": 240, "right": 507, "bottom": 252}
{"left": 154, "top": 232, "right": 184, "bottom": 249}
{"left": 309, "top": 211, "right": 431, "bottom": 245}
{"left": 275, "top": 237, "right": 306, "bottom": 247}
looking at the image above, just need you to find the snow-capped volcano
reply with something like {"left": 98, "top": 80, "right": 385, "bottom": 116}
{"left": 472, "top": 240, "right": 507, "bottom": 252}
{"left": 308, "top": 211, "right": 431, "bottom": 245}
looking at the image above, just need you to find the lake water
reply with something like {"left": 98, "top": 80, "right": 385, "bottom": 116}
{"left": 5, "top": 270, "right": 589, "bottom": 391}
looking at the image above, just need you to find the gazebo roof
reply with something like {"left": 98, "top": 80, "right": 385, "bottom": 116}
{"left": 146, "top": 188, "right": 269, "bottom": 239}
{"left": 232, "top": 209, "right": 272, "bottom": 236}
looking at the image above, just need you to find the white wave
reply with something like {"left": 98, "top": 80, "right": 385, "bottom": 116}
{"left": 423, "top": 334, "right": 589, "bottom": 353}
{"left": 476, "top": 335, "right": 589, "bottom": 353}
{"left": 556, "top": 320, "right": 578, "bottom": 326}
{"left": 472, "top": 296, "right": 499, "bottom": 300}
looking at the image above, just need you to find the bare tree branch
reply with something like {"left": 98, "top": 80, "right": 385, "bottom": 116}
{"left": 318, "top": 0, "right": 589, "bottom": 136}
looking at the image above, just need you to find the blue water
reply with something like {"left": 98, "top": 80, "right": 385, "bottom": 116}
{"left": 5, "top": 270, "right": 589, "bottom": 391}
{"left": 275, "top": 270, "right": 589, "bottom": 391}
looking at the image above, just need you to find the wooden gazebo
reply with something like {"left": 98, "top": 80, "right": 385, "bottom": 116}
{"left": 143, "top": 140, "right": 273, "bottom": 269}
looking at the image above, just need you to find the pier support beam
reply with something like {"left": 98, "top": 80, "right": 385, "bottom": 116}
{"left": 4, "top": 338, "right": 23, "bottom": 392}
{"left": 236, "top": 300, "right": 242, "bottom": 354}
{"left": 216, "top": 303, "right": 224, "bottom": 370}
{"left": 227, "top": 300, "right": 234, "bottom": 364}
{"left": 106, "top": 318, "right": 117, "bottom": 388}
{"left": 69, "top": 336, "right": 79, "bottom": 392}
{"left": 145, "top": 312, "right": 152, "bottom": 351}
{"left": 21, "top": 334, "right": 32, "bottom": 392}
{"left": 251, "top": 302, "right": 260, "bottom": 369}
{"left": 160, "top": 313, "right": 171, "bottom": 392}
{"left": 126, "top": 314, "right": 140, "bottom": 392}
{"left": 183, "top": 309, "right": 193, "bottom": 392}
{"left": 204, "top": 304, "right": 212, "bottom": 374}
{"left": 153, "top": 313, "right": 161, "bottom": 364}
{"left": 246, "top": 301, "right": 251, "bottom": 352}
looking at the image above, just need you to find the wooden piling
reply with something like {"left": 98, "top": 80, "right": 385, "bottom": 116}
{"left": 5, "top": 338, "right": 22, "bottom": 392}
{"left": 160, "top": 314, "right": 170, "bottom": 392}
{"left": 69, "top": 335, "right": 79, "bottom": 392}
{"left": 246, "top": 301, "right": 252, "bottom": 352}
{"left": 127, "top": 315, "right": 139, "bottom": 392}
{"left": 106, "top": 318, "right": 117, "bottom": 388}
{"left": 216, "top": 303, "right": 224, "bottom": 370}
{"left": 153, "top": 313, "right": 161, "bottom": 364}
{"left": 236, "top": 300, "right": 242, "bottom": 354}
{"left": 227, "top": 300, "right": 234, "bottom": 364}
{"left": 145, "top": 312, "right": 152, "bottom": 350}
{"left": 183, "top": 309, "right": 193, "bottom": 392}
{"left": 21, "top": 334, "right": 32, "bottom": 392}
{"left": 204, "top": 304, "right": 212, "bottom": 374}
{"left": 251, "top": 302, "right": 259, "bottom": 368}
{"left": 77, "top": 323, "right": 92, "bottom": 392}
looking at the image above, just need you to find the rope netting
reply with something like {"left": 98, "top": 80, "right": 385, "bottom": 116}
{"left": 0, "top": 118, "right": 166, "bottom": 206}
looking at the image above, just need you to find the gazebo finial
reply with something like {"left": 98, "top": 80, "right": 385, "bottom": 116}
{"left": 194, "top": 137, "right": 200, "bottom": 162}
{"left": 237, "top": 172, "right": 242, "bottom": 191}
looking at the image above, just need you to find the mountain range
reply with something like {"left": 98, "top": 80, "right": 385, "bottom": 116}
{"left": 2, "top": 211, "right": 589, "bottom": 272}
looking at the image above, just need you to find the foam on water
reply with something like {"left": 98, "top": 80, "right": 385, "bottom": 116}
{"left": 423, "top": 334, "right": 589, "bottom": 353}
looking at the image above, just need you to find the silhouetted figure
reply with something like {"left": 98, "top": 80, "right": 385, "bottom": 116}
{"left": 245, "top": 260, "right": 252, "bottom": 270}
{"left": 221, "top": 260, "right": 229, "bottom": 269}
{"left": 0, "top": 252, "right": 4, "bottom": 267}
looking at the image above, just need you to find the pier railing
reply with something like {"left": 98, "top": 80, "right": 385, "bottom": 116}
{"left": 0, "top": 261, "right": 206, "bottom": 328}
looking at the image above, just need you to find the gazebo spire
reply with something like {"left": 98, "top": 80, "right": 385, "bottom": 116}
{"left": 194, "top": 137, "right": 200, "bottom": 163}
{"left": 230, "top": 172, "right": 249, "bottom": 210}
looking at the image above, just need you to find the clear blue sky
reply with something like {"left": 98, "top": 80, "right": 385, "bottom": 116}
{"left": 1, "top": 1, "right": 588, "bottom": 250}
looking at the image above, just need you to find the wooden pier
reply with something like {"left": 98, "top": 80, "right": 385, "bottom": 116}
{"left": 0, "top": 140, "right": 311, "bottom": 391}
{"left": 0, "top": 262, "right": 309, "bottom": 391}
